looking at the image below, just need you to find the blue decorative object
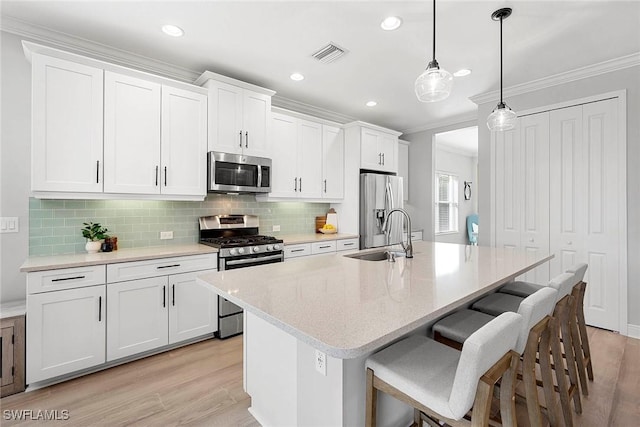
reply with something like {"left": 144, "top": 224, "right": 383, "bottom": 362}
{"left": 467, "top": 214, "right": 479, "bottom": 245}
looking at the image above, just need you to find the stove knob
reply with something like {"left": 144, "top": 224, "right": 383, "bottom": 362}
{"left": 229, "top": 248, "right": 238, "bottom": 255}
{"left": 253, "top": 246, "right": 260, "bottom": 253}
{"left": 273, "top": 244, "right": 281, "bottom": 250}
{"left": 238, "top": 247, "right": 245, "bottom": 254}
{"left": 266, "top": 245, "right": 273, "bottom": 251}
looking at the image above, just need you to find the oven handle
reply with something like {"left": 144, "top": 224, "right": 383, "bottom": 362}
{"left": 224, "top": 253, "right": 283, "bottom": 267}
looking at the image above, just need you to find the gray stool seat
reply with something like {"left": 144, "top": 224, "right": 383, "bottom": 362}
{"left": 500, "top": 281, "right": 544, "bottom": 298}
{"left": 432, "top": 309, "right": 495, "bottom": 343}
{"left": 472, "top": 292, "right": 524, "bottom": 317}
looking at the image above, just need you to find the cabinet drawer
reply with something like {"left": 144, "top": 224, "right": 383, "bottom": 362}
{"left": 27, "top": 265, "right": 106, "bottom": 294}
{"left": 284, "top": 244, "right": 311, "bottom": 259}
{"left": 337, "top": 238, "right": 359, "bottom": 251}
{"left": 311, "top": 241, "right": 337, "bottom": 255}
{"left": 107, "top": 254, "right": 217, "bottom": 283}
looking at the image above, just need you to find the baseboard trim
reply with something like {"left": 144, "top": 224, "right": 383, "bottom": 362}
{"left": 627, "top": 324, "right": 640, "bottom": 339}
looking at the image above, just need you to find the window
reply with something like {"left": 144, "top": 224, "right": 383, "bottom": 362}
{"left": 435, "top": 172, "right": 459, "bottom": 234}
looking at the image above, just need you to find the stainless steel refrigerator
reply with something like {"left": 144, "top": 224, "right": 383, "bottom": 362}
{"left": 360, "top": 173, "right": 404, "bottom": 249}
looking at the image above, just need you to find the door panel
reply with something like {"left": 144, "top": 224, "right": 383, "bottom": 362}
{"left": 168, "top": 271, "right": 217, "bottom": 344}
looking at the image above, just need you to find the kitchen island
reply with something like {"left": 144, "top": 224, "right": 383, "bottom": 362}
{"left": 197, "top": 241, "right": 552, "bottom": 426}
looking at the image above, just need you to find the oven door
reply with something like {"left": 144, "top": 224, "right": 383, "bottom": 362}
{"left": 219, "top": 252, "right": 284, "bottom": 271}
{"left": 208, "top": 151, "right": 272, "bottom": 193}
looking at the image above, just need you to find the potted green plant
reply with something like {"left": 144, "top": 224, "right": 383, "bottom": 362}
{"left": 81, "top": 222, "right": 109, "bottom": 253}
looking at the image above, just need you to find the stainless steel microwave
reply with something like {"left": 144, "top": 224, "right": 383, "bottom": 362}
{"left": 207, "top": 151, "right": 272, "bottom": 194}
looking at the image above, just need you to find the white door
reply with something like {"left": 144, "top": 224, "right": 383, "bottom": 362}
{"left": 322, "top": 125, "right": 345, "bottom": 199}
{"left": 104, "top": 72, "right": 161, "bottom": 194}
{"left": 27, "top": 286, "right": 105, "bottom": 383}
{"left": 360, "top": 128, "right": 383, "bottom": 171}
{"left": 270, "top": 113, "right": 298, "bottom": 198}
{"left": 242, "top": 90, "right": 271, "bottom": 157}
{"left": 206, "top": 80, "right": 243, "bottom": 154}
{"left": 161, "top": 86, "right": 207, "bottom": 197}
{"left": 494, "top": 127, "right": 521, "bottom": 253}
{"left": 31, "top": 54, "right": 104, "bottom": 193}
{"left": 168, "top": 271, "right": 218, "bottom": 344}
{"left": 107, "top": 277, "right": 168, "bottom": 361}
{"left": 297, "top": 119, "right": 322, "bottom": 198}
{"left": 519, "top": 113, "right": 550, "bottom": 284}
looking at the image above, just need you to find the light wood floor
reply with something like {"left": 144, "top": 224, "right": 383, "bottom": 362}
{"left": 1, "top": 327, "right": 638, "bottom": 426}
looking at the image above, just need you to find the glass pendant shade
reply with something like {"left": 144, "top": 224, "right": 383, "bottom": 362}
{"left": 415, "top": 61, "right": 453, "bottom": 103}
{"left": 487, "top": 102, "right": 517, "bottom": 131}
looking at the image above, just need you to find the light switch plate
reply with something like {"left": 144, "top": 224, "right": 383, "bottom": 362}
{"left": 0, "top": 217, "right": 19, "bottom": 233}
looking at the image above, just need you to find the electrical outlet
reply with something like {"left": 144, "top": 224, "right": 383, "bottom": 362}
{"left": 160, "top": 231, "right": 174, "bottom": 240}
{"left": 272, "top": 225, "right": 281, "bottom": 232}
{"left": 315, "top": 350, "right": 326, "bottom": 376}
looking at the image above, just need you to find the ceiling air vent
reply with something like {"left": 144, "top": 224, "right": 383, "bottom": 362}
{"left": 311, "top": 42, "right": 347, "bottom": 63}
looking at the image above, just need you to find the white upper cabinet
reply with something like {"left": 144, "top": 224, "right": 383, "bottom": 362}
{"left": 104, "top": 72, "right": 162, "bottom": 194}
{"left": 31, "top": 54, "right": 104, "bottom": 193}
{"left": 197, "top": 73, "right": 274, "bottom": 157}
{"left": 161, "top": 86, "right": 208, "bottom": 196}
{"left": 26, "top": 42, "right": 208, "bottom": 200}
{"left": 322, "top": 125, "right": 345, "bottom": 199}
{"left": 398, "top": 140, "right": 410, "bottom": 201}
{"left": 360, "top": 127, "right": 398, "bottom": 173}
{"left": 297, "top": 119, "right": 323, "bottom": 198}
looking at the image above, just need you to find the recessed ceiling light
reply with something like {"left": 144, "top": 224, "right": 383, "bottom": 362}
{"left": 380, "top": 16, "right": 402, "bottom": 31}
{"left": 366, "top": 101, "right": 378, "bottom": 107}
{"left": 453, "top": 69, "right": 472, "bottom": 77}
{"left": 290, "top": 73, "right": 305, "bottom": 81}
{"left": 162, "top": 24, "right": 184, "bottom": 37}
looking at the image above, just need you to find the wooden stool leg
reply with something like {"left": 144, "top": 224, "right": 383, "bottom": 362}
{"left": 523, "top": 323, "right": 544, "bottom": 427}
{"left": 500, "top": 351, "right": 520, "bottom": 427}
{"left": 539, "top": 321, "right": 560, "bottom": 427}
{"left": 366, "top": 368, "right": 377, "bottom": 427}
{"left": 569, "top": 293, "right": 589, "bottom": 396}
{"left": 575, "top": 282, "right": 594, "bottom": 381}
{"left": 550, "top": 316, "right": 575, "bottom": 427}
{"left": 558, "top": 297, "right": 582, "bottom": 414}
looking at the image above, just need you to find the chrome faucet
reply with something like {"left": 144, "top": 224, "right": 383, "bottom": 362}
{"left": 381, "top": 208, "right": 413, "bottom": 258}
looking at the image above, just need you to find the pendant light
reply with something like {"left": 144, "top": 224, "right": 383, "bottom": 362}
{"left": 487, "top": 7, "right": 517, "bottom": 131}
{"left": 414, "top": 0, "right": 452, "bottom": 102}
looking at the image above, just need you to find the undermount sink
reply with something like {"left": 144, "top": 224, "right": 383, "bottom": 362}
{"left": 344, "top": 250, "right": 406, "bottom": 261}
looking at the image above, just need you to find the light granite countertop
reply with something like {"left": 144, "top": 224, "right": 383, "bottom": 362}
{"left": 197, "top": 241, "right": 552, "bottom": 359}
{"left": 280, "top": 233, "right": 359, "bottom": 245}
{"left": 0, "top": 300, "right": 26, "bottom": 318}
{"left": 20, "top": 244, "right": 218, "bottom": 272}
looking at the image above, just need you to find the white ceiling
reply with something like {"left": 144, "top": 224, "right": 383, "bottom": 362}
{"left": 435, "top": 126, "right": 478, "bottom": 156}
{"left": 2, "top": 0, "right": 639, "bottom": 133}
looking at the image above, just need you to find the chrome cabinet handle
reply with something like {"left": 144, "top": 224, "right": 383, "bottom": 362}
{"left": 155, "top": 166, "right": 159, "bottom": 186}
{"left": 299, "top": 177, "right": 302, "bottom": 192}
{"left": 239, "top": 131, "right": 243, "bottom": 147}
{"left": 324, "top": 179, "right": 327, "bottom": 193}
{"left": 156, "top": 264, "right": 180, "bottom": 269}
{"left": 98, "top": 296, "right": 102, "bottom": 322}
{"left": 378, "top": 153, "right": 382, "bottom": 165}
{"left": 294, "top": 177, "right": 298, "bottom": 192}
{"left": 245, "top": 131, "right": 248, "bottom": 148}
{"left": 382, "top": 153, "right": 385, "bottom": 165}
{"left": 52, "top": 276, "right": 85, "bottom": 282}
{"left": 164, "top": 166, "right": 167, "bottom": 186}
{"left": 162, "top": 285, "right": 166, "bottom": 308}
{"left": 96, "top": 160, "right": 100, "bottom": 183}
{"left": 172, "top": 284, "right": 175, "bottom": 306}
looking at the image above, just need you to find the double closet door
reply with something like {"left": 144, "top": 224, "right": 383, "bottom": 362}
{"left": 494, "top": 97, "right": 623, "bottom": 331}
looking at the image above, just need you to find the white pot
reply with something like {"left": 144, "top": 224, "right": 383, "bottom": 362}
{"left": 85, "top": 240, "right": 102, "bottom": 254}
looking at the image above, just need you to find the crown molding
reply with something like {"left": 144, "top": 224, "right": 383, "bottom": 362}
{"left": 470, "top": 52, "right": 640, "bottom": 106}
{"left": 271, "top": 95, "right": 356, "bottom": 125}
{"left": 401, "top": 112, "right": 477, "bottom": 135}
{"left": 0, "top": 14, "right": 201, "bottom": 83}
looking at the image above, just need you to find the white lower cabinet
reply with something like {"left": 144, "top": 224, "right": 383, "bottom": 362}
{"left": 285, "top": 238, "right": 359, "bottom": 260}
{"left": 106, "top": 277, "right": 168, "bottom": 361}
{"left": 168, "top": 271, "right": 218, "bottom": 344}
{"left": 27, "top": 285, "right": 106, "bottom": 383}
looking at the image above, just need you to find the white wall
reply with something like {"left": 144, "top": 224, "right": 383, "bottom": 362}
{"left": 434, "top": 147, "right": 477, "bottom": 245}
{"left": 476, "top": 65, "right": 640, "bottom": 327}
{"left": 0, "top": 31, "right": 31, "bottom": 303}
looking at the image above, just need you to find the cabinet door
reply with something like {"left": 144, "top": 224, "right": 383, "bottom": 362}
{"left": 107, "top": 277, "right": 168, "bottom": 361}
{"left": 322, "top": 125, "right": 344, "bottom": 199}
{"left": 494, "top": 127, "right": 521, "bottom": 252}
{"left": 168, "top": 271, "right": 217, "bottom": 344}
{"left": 379, "top": 133, "right": 398, "bottom": 173}
{"left": 297, "top": 119, "right": 322, "bottom": 198}
{"left": 104, "top": 72, "right": 161, "bottom": 194}
{"left": 242, "top": 90, "right": 271, "bottom": 157}
{"left": 518, "top": 113, "right": 550, "bottom": 284}
{"left": 269, "top": 113, "right": 299, "bottom": 198}
{"left": 31, "top": 54, "right": 104, "bottom": 193}
{"left": 161, "top": 86, "right": 207, "bottom": 197}
{"left": 360, "top": 128, "right": 383, "bottom": 170}
{"left": 27, "top": 286, "right": 105, "bottom": 383}
{"left": 206, "top": 80, "right": 243, "bottom": 154}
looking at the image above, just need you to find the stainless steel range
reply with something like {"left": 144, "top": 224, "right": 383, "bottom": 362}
{"left": 199, "top": 215, "right": 283, "bottom": 338}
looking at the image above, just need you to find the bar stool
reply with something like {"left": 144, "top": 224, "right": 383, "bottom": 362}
{"left": 365, "top": 312, "right": 523, "bottom": 427}
{"left": 475, "top": 273, "right": 581, "bottom": 426}
{"left": 433, "top": 287, "right": 560, "bottom": 427}
{"left": 566, "top": 263, "right": 593, "bottom": 382}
